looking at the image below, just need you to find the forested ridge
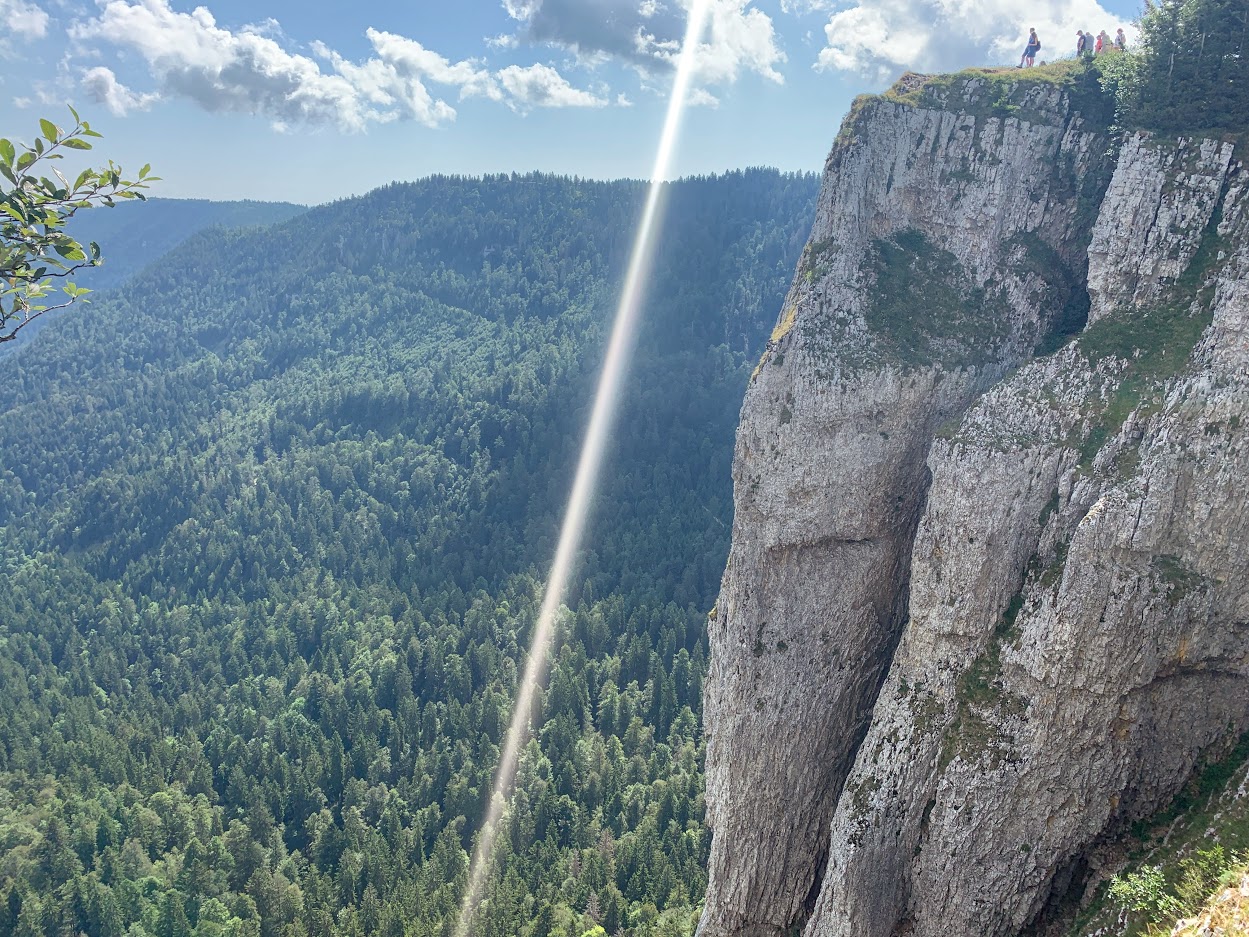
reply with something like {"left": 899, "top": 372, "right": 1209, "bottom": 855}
{"left": 0, "top": 170, "right": 818, "bottom": 937}
{"left": 67, "top": 199, "right": 309, "bottom": 292}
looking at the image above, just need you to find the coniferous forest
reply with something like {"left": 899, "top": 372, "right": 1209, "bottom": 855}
{"left": 0, "top": 171, "right": 819, "bottom": 937}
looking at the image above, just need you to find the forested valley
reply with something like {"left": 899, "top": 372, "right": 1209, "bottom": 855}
{"left": 0, "top": 171, "right": 818, "bottom": 937}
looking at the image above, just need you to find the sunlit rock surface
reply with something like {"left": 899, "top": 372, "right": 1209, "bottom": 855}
{"left": 701, "top": 72, "right": 1248, "bottom": 937}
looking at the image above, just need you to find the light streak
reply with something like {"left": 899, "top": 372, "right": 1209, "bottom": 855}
{"left": 453, "top": 3, "right": 713, "bottom": 933}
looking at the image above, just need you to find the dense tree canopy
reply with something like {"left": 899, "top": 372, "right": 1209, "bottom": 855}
{"left": 0, "top": 170, "right": 818, "bottom": 937}
{"left": 1106, "top": 0, "right": 1248, "bottom": 133}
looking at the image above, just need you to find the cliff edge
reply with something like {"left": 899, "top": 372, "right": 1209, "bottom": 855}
{"left": 701, "top": 65, "right": 1248, "bottom": 937}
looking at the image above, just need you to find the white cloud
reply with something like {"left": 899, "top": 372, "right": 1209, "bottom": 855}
{"left": 779, "top": 0, "right": 834, "bottom": 12}
{"left": 365, "top": 28, "right": 503, "bottom": 102}
{"left": 815, "top": 0, "right": 1136, "bottom": 81}
{"left": 81, "top": 65, "right": 160, "bottom": 115}
{"left": 498, "top": 62, "right": 608, "bottom": 109}
{"left": 71, "top": 0, "right": 407, "bottom": 130}
{"left": 71, "top": 0, "right": 611, "bottom": 130}
{"left": 0, "top": 0, "right": 49, "bottom": 37}
{"left": 687, "top": 86, "right": 720, "bottom": 107}
{"left": 697, "top": 0, "right": 785, "bottom": 85}
{"left": 502, "top": 0, "right": 785, "bottom": 90}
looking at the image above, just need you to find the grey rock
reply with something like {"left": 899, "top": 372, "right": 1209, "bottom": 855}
{"left": 700, "top": 79, "right": 1114, "bottom": 937}
{"left": 702, "top": 75, "right": 1249, "bottom": 937}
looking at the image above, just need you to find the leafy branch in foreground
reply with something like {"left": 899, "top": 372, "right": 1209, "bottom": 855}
{"left": 0, "top": 108, "right": 158, "bottom": 343}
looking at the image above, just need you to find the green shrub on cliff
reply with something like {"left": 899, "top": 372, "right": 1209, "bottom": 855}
{"left": 1108, "top": 0, "right": 1247, "bottom": 134}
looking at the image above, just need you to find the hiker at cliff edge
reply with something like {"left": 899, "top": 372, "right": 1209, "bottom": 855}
{"left": 1076, "top": 30, "right": 1089, "bottom": 55}
{"left": 1020, "top": 28, "right": 1041, "bottom": 67}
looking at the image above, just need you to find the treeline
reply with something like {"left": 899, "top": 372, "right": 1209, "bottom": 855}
{"left": 0, "top": 170, "right": 819, "bottom": 937}
{"left": 1105, "top": 0, "right": 1247, "bottom": 134}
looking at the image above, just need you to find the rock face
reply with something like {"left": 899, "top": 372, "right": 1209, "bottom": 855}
{"left": 701, "top": 72, "right": 1249, "bottom": 937}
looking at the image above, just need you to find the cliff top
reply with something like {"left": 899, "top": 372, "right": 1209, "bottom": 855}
{"left": 887, "top": 59, "right": 1114, "bottom": 127}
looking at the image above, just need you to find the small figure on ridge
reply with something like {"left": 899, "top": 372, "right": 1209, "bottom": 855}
{"left": 1076, "top": 30, "right": 1089, "bottom": 56}
{"left": 1019, "top": 28, "right": 1041, "bottom": 67}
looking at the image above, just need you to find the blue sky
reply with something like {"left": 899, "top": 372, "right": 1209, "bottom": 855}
{"left": 0, "top": 0, "right": 1140, "bottom": 204}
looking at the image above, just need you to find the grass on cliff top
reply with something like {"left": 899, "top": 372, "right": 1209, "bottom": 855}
{"left": 878, "top": 57, "right": 1115, "bottom": 127}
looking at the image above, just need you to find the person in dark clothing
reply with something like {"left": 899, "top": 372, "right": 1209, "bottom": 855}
{"left": 1020, "top": 28, "right": 1041, "bottom": 67}
{"left": 1076, "top": 30, "right": 1089, "bottom": 55}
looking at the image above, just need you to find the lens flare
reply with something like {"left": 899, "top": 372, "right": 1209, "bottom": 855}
{"left": 453, "top": 3, "right": 712, "bottom": 933}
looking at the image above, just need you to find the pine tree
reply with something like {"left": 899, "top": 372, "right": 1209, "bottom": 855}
{"left": 1132, "top": 0, "right": 1248, "bottom": 131}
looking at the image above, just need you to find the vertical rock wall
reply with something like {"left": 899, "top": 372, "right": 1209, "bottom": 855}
{"left": 703, "top": 71, "right": 1249, "bottom": 937}
{"left": 804, "top": 134, "right": 1247, "bottom": 936}
{"left": 700, "top": 79, "right": 1115, "bottom": 936}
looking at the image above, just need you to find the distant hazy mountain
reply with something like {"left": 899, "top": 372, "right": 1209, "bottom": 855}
{"left": 69, "top": 196, "right": 308, "bottom": 291}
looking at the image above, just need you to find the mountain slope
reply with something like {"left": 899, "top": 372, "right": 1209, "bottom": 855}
{"left": 69, "top": 197, "right": 308, "bottom": 291}
{"left": 0, "top": 170, "right": 818, "bottom": 937}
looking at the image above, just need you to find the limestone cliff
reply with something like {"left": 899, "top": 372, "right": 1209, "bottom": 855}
{"left": 701, "top": 68, "right": 1248, "bottom": 937}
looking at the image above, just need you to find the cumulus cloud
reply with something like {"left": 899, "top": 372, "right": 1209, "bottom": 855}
{"left": 498, "top": 63, "right": 607, "bottom": 109}
{"left": 503, "top": 0, "right": 785, "bottom": 88}
{"left": 71, "top": 1, "right": 409, "bottom": 129}
{"left": 1, "top": 0, "right": 49, "bottom": 37}
{"left": 362, "top": 29, "right": 503, "bottom": 102}
{"left": 815, "top": 0, "right": 1136, "bottom": 81}
{"left": 71, "top": 0, "right": 606, "bottom": 130}
{"left": 81, "top": 65, "right": 160, "bottom": 115}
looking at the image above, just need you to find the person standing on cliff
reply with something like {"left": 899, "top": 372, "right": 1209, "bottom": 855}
{"left": 1076, "top": 30, "right": 1089, "bottom": 56}
{"left": 1020, "top": 28, "right": 1041, "bottom": 67}
{"left": 1115, "top": 27, "right": 1126, "bottom": 50}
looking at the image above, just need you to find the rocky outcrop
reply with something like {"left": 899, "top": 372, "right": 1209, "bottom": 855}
{"left": 702, "top": 71, "right": 1249, "bottom": 937}
{"left": 1085, "top": 133, "right": 1236, "bottom": 322}
{"left": 701, "top": 77, "right": 1115, "bottom": 936}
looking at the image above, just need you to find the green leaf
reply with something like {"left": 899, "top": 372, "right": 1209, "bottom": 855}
{"left": 0, "top": 139, "right": 13, "bottom": 166}
{"left": 60, "top": 138, "right": 91, "bottom": 151}
{"left": 139, "top": 163, "right": 151, "bottom": 179}
{"left": 15, "top": 151, "right": 35, "bottom": 171}
{"left": 39, "top": 118, "right": 58, "bottom": 143}
{"left": 52, "top": 243, "right": 86, "bottom": 262}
